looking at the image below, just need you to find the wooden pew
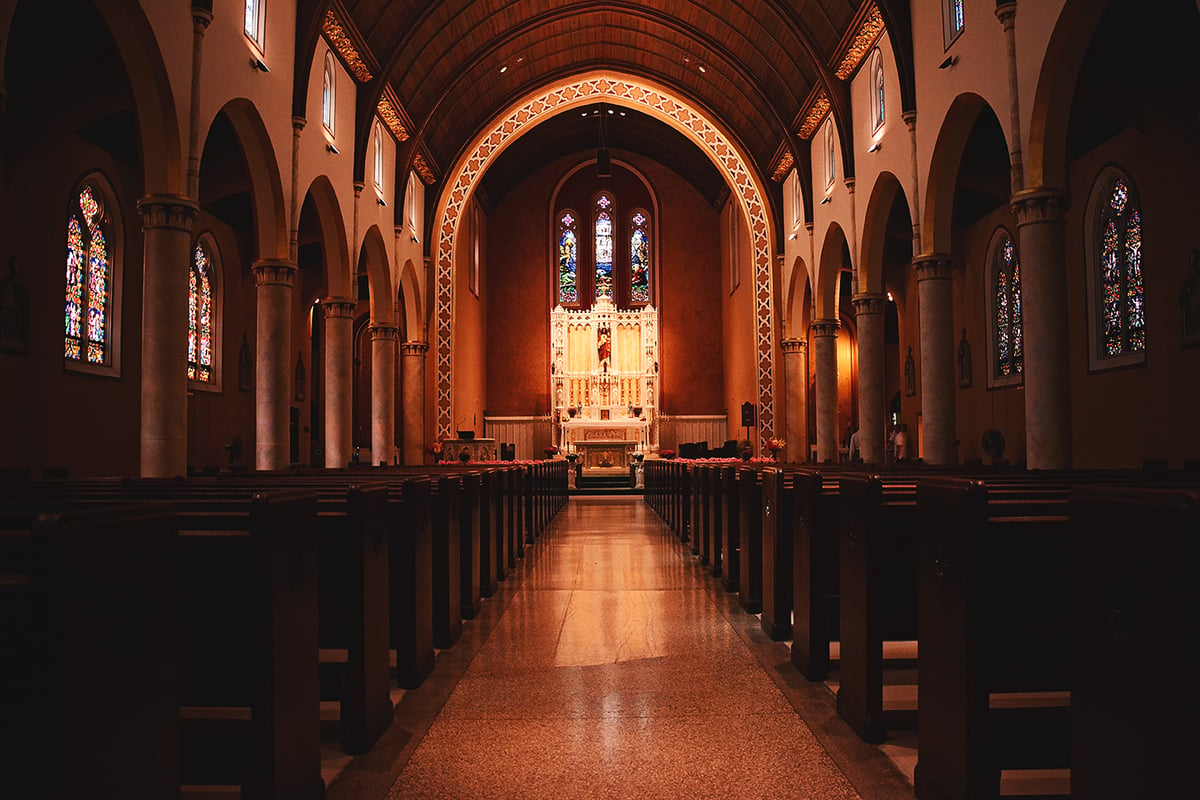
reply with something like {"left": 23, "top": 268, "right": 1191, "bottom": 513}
{"left": 737, "top": 466, "right": 765, "bottom": 614}
{"left": 703, "top": 464, "right": 723, "bottom": 577}
{"left": 760, "top": 466, "right": 794, "bottom": 640}
{"left": 0, "top": 503, "right": 179, "bottom": 800}
{"left": 791, "top": 469, "right": 840, "bottom": 681}
{"left": 1069, "top": 485, "right": 1200, "bottom": 800}
{"left": 914, "top": 477, "right": 1072, "bottom": 800}
{"left": 719, "top": 465, "right": 740, "bottom": 594}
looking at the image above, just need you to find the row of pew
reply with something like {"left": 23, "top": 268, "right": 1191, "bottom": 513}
{"left": 644, "top": 458, "right": 1198, "bottom": 800}
{"left": 0, "top": 461, "right": 569, "bottom": 799}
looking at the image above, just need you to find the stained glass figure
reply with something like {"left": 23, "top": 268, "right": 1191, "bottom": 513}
{"left": 630, "top": 211, "right": 650, "bottom": 304}
{"left": 594, "top": 196, "right": 614, "bottom": 300}
{"left": 1097, "top": 177, "right": 1145, "bottom": 358}
{"left": 994, "top": 233, "right": 1023, "bottom": 377}
{"left": 189, "top": 242, "right": 215, "bottom": 382}
{"left": 558, "top": 211, "right": 578, "bottom": 304}
{"left": 64, "top": 184, "right": 109, "bottom": 364}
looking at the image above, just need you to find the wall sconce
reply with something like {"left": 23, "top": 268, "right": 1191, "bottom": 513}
{"left": 326, "top": 143, "right": 339, "bottom": 154}
{"left": 377, "top": 197, "right": 387, "bottom": 206}
{"left": 938, "top": 55, "right": 958, "bottom": 70}
{"left": 819, "top": 195, "right": 832, "bottom": 205}
{"left": 867, "top": 141, "right": 882, "bottom": 153}
{"left": 250, "top": 57, "right": 270, "bottom": 73}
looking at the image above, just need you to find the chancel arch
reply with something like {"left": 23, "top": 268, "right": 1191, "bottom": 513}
{"left": 434, "top": 72, "right": 778, "bottom": 448}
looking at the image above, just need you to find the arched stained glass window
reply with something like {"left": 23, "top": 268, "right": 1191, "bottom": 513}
{"left": 594, "top": 194, "right": 614, "bottom": 300}
{"left": 944, "top": 0, "right": 965, "bottom": 45}
{"left": 1087, "top": 170, "right": 1146, "bottom": 368}
{"left": 65, "top": 183, "right": 111, "bottom": 365}
{"left": 630, "top": 210, "right": 650, "bottom": 305}
{"left": 322, "top": 51, "right": 336, "bottom": 135}
{"left": 993, "top": 233, "right": 1023, "bottom": 379}
{"left": 557, "top": 210, "right": 579, "bottom": 305}
{"left": 189, "top": 241, "right": 215, "bottom": 383}
{"left": 373, "top": 120, "right": 385, "bottom": 196}
{"left": 1101, "top": 179, "right": 1144, "bottom": 355}
{"left": 245, "top": 0, "right": 265, "bottom": 50}
{"left": 824, "top": 119, "right": 836, "bottom": 188}
{"left": 869, "top": 49, "right": 885, "bottom": 133}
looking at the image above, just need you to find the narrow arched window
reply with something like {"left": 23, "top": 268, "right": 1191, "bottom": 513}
{"left": 245, "top": 0, "right": 265, "bottom": 51}
{"left": 629, "top": 209, "right": 651, "bottom": 305}
{"left": 944, "top": 0, "right": 965, "bottom": 46}
{"left": 65, "top": 180, "right": 119, "bottom": 371}
{"left": 373, "top": 119, "right": 385, "bottom": 198}
{"left": 189, "top": 239, "right": 216, "bottom": 384}
{"left": 824, "top": 119, "right": 836, "bottom": 188}
{"left": 594, "top": 194, "right": 614, "bottom": 300}
{"left": 869, "top": 49, "right": 885, "bottom": 133}
{"left": 988, "top": 230, "right": 1023, "bottom": 386}
{"left": 557, "top": 210, "right": 579, "bottom": 306}
{"left": 322, "top": 51, "right": 336, "bottom": 135}
{"left": 1086, "top": 169, "right": 1146, "bottom": 368}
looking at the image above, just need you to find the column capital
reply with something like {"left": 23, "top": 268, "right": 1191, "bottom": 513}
{"left": 137, "top": 194, "right": 198, "bottom": 232}
{"left": 369, "top": 324, "right": 401, "bottom": 343}
{"left": 192, "top": 6, "right": 213, "bottom": 29}
{"left": 400, "top": 340, "right": 429, "bottom": 356}
{"left": 292, "top": 115, "right": 307, "bottom": 132}
{"left": 912, "top": 253, "right": 956, "bottom": 282}
{"left": 321, "top": 297, "right": 358, "bottom": 320}
{"left": 995, "top": 2, "right": 1017, "bottom": 29}
{"left": 852, "top": 292, "right": 888, "bottom": 316}
{"left": 781, "top": 338, "right": 807, "bottom": 355}
{"left": 1011, "top": 187, "right": 1069, "bottom": 227}
{"left": 811, "top": 318, "right": 840, "bottom": 338}
{"left": 252, "top": 259, "right": 298, "bottom": 286}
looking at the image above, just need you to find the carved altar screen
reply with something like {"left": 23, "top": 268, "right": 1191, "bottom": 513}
{"left": 551, "top": 295, "right": 659, "bottom": 453}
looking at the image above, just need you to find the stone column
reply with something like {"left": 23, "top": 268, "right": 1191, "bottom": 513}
{"left": 400, "top": 341, "right": 429, "bottom": 465}
{"left": 1012, "top": 188, "right": 1071, "bottom": 469}
{"left": 322, "top": 297, "right": 356, "bottom": 468}
{"left": 853, "top": 293, "right": 888, "bottom": 464}
{"left": 781, "top": 338, "right": 808, "bottom": 463}
{"left": 370, "top": 325, "right": 400, "bottom": 466}
{"left": 811, "top": 319, "right": 840, "bottom": 464}
{"left": 253, "top": 260, "right": 297, "bottom": 470}
{"left": 914, "top": 255, "right": 957, "bottom": 464}
{"left": 137, "top": 195, "right": 198, "bottom": 477}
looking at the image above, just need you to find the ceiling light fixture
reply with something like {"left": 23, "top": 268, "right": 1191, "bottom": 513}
{"left": 499, "top": 65, "right": 508, "bottom": 74}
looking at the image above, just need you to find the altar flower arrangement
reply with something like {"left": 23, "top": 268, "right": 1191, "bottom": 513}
{"left": 659, "top": 449, "right": 676, "bottom": 460}
{"left": 427, "top": 441, "right": 444, "bottom": 462}
{"left": 544, "top": 445, "right": 560, "bottom": 458}
{"left": 765, "top": 437, "right": 787, "bottom": 459}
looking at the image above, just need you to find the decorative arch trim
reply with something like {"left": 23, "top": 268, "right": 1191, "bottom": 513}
{"left": 433, "top": 72, "right": 777, "bottom": 445}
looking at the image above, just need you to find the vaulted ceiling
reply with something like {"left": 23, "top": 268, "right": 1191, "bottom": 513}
{"left": 298, "top": 0, "right": 913, "bottom": 219}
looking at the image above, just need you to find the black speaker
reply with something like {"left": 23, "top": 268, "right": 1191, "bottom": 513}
{"left": 596, "top": 147, "right": 611, "bottom": 177}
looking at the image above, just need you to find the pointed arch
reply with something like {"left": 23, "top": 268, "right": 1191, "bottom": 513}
{"left": 300, "top": 175, "right": 352, "bottom": 298}
{"left": 784, "top": 255, "right": 813, "bottom": 337}
{"left": 211, "top": 99, "right": 289, "bottom": 260}
{"left": 815, "top": 223, "right": 851, "bottom": 319}
{"left": 433, "top": 72, "right": 778, "bottom": 444}
{"left": 398, "top": 258, "right": 424, "bottom": 343}
{"left": 858, "top": 172, "right": 908, "bottom": 295}
{"left": 360, "top": 224, "right": 395, "bottom": 326}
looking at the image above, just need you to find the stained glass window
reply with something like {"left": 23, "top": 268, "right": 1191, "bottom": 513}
{"left": 373, "top": 120, "right": 384, "bottom": 195}
{"left": 557, "top": 211, "right": 578, "bottom": 305}
{"left": 1096, "top": 176, "right": 1146, "bottom": 358}
{"left": 245, "top": 0, "right": 264, "bottom": 49}
{"left": 944, "top": 0, "right": 965, "bottom": 45}
{"left": 594, "top": 195, "right": 614, "bottom": 300}
{"left": 993, "top": 233, "right": 1023, "bottom": 378}
{"left": 824, "top": 120, "right": 836, "bottom": 187}
{"left": 189, "top": 241, "right": 215, "bottom": 383}
{"left": 64, "top": 184, "right": 110, "bottom": 364}
{"left": 870, "top": 49, "right": 885, "bottom": 132}
{"left": 322, "top": 51, "right": 335, "bottom": 135}
{"left": 630, "top": 211, "right": 650, "bottom": 305}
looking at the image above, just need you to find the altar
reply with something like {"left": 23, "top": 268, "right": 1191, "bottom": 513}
{"left": 561, "top": 417, "right": 650, "bottom": 450}
{"left": 574, "top": 440, "right": 639, "bottom": 470}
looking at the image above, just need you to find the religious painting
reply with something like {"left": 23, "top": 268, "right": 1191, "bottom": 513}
{"left": 904, "top": 346, "right": 916, "bottom": 397}
{"left": 958, "top": 329, "right": 972, "bottom": 388}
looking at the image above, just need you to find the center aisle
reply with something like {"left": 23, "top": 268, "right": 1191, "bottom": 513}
{"left": 331, "top": 496, "right": 912, "bottom": 800}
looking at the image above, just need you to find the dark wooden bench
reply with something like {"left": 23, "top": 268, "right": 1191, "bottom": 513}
{"left": 0, "top": 503, "right": 179, "bottom": 800}
{"left": 1069, "top": 484, "right": 1200, "bottom": 800}
{"left": 761, "top": 466, "right": 794, "bottom": 640}
{"left": 914, "top": 477, "right": 1072, "bottom": 800}
{"left": 791, "top": 468, "right": 841, "bottom": 680}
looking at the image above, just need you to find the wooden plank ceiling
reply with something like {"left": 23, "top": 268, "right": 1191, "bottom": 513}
{"left": 336, "top": 0, "right": 880, "bottom": 207}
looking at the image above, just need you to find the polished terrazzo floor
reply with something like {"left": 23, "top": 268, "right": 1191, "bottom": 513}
{"left": 326, "top": 497, "right": 913, "bottom": 800}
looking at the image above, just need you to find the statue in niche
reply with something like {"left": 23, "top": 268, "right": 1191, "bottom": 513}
{"left": 0, "top": 257, "right": 29, "bottom": 354}
{"left": 238, "top": 334, "right": 252, "bottom": 392}
{"left": 1182, "top": 249, "right": 1200, "bottom": 346}
{"left": 958, "top": 329, "right": 972, "bottom": 388}
{"left": 597, "top": 325, "right": 611, "bottom": 370}
{"left": 904, "top": 346, "right": 916, "bottom": 397}
{"left": 294, "top": 351, "right": 306, "bottom": 402}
